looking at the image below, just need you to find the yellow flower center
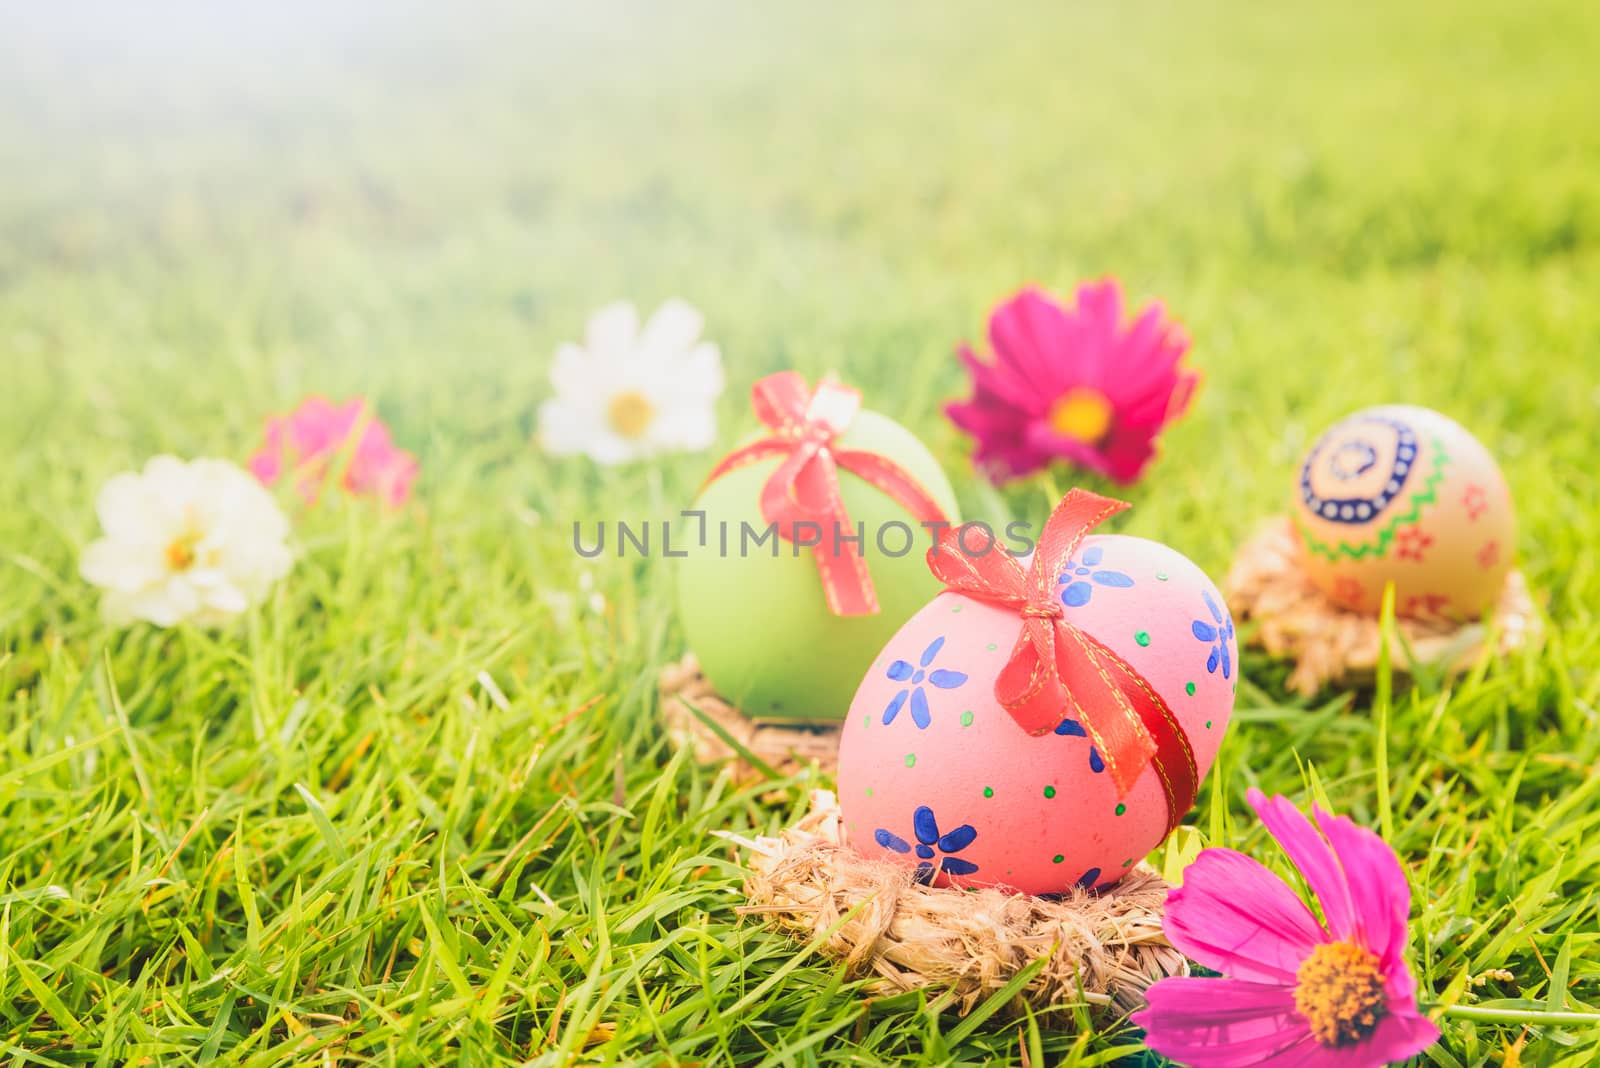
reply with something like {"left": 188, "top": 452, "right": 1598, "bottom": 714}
{"left": 607, "top": 390, "right": 656, "bottom": 440}
{"left": 1295, "top": 941, "right": 1387, "bottom": 1047}
{"left": 1047, "top": 387, "right": 1114, "bottom": 444}
{"left": 164, "top": 533, "right": 200, "bottom": 572}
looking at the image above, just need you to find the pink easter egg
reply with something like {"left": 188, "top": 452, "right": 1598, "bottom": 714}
{"left": 836, "top": 534, "right": 1236, "bottom": 896}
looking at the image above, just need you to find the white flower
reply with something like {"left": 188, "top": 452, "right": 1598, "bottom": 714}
{"left": 538, "top": 299, "right": 724, "bottom": 464}
{"left": 79, "top": 456, "right": 293, "bottom": 627}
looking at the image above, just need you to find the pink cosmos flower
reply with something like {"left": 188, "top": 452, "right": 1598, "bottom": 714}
{"left": 1133, "top": 789, "right": 1439, "bottom": 1067}
{"left": 945, "top": 281, "right": 1198, "bottom": 485}
{"left": 248, "top": 396, "right": 418, "bottom": 507}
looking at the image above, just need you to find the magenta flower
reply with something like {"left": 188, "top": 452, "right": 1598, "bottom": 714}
{"left": 249, "top": 396, "right": 419, "bottom": 507}
{"left": 1133, "top": 789, "right": 1439, "bottom": 1067}
{"left": 945, "top": 281, "right": 1198, "bottom": 485}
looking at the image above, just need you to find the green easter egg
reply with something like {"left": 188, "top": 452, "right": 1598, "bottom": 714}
{"left": 676, "top": 410, "right": 959, "bottom": 721}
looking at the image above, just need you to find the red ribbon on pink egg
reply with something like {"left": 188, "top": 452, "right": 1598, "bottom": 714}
{"left": 925, "top": 489, "right": 1199, "bottom": 832}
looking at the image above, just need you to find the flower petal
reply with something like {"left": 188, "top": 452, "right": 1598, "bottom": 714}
{"left": 549, "top": 342, "right": 609, "bottom": 402}
{"left": 886, "top": 660, "right": 914, "bottom": 682}
{"left": 919, "top": 635, "right": 945, "bottom": 667}
{"left": 79, "top": 539, "right": 162, "bottom": 594}
{"left": 1361, "top": 1008, "right": 1440, "bottom": 1064}
{"left": 247, "top": 448, "right": 282, "bottom": 486}
{"left": 1248, "top": 789, "right": 1357, "bottom": 943}
{"left": 1101, "top": 302, "right": 1189, "bottom": 402}
{"left": 913, "top": 806, "right": 940, "bottom": 846}
{"left": 940, "top": 857, "right": 979, "bottom": 876}
{"left": 584, "top": 301, "right": 640, "bottom": 359}
{"left": 882, "top": 689, "right": 909, "bottom": 725}
{"left": 579, "top": 432, "right": 643, "bottom": 466}
{"left": 1022, "top": 420, "right": 1115, "bottom": 477}
{"left": 1314, "top": 805, "right": 1411, "bottom": 967}
{"left": 1163, "top": 847, "right": 1324, "bottom": 984}
{"left": 538, "top": 399, "right": 605, "bottom": 455}
{"left": 197, "top": 579, "right": 250, "bottom": 616}
{"left": 1193, "top": 620, "right": 1219, "bottom": 642}
{"left": 988, "top": 287, "right": 1083, "bottom": 395}
{"left": 937, "top": 824, "right": 976, "bottom": 852}
{"left": 910, "top": 687, "right": 931, "bottom": 730}
{"left": 874, "top": 829, "right": 910, "bottom": 853}
{"left": 95, "top": 470, "right": 168, "bottom": 545}
{"left": 1134, "top": 976, "right": 1313, "bottom": 1068}
{"left": 927, "top": 669, "right": 967, "bottom": 689}
{"left": 1054, "top": 718, "right": 1086, "bottom": 737}
{"left": 951, "top": 343, "right": 1044, "bottom": 415}
{"left": 639, "top": 298, "right": 704, "bottom": 357}
{"left": 126, "top": 578, "right": 199, "bottom": 628}
{"left": 1094, "top": 428, "right": 1161, "bottom": 484}
{"left": 675, "top": 342, "right": 725, "bottom": 396}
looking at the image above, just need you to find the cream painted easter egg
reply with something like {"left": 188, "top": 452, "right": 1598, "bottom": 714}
{"left": 1290, "top": 405, "right": 1514, "bottom": 620}
{"left": 836, "top": 534, "right": 1236, "bottom": 895}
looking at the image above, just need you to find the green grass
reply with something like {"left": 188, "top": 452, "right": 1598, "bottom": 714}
{"left": 3, "top": 1, "right": 1600, "bottom": 1063}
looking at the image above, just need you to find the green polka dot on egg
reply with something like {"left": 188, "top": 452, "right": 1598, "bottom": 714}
{"left": 1135, "top": 630, "right": 1151, "bottom": 647}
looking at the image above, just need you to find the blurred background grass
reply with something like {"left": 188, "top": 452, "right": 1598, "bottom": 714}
{"left": 3, "top": 2, "right": 1600, "bottom": 1064}
{"left": 4, "top": 2, "right": 1598, "bottom": 576}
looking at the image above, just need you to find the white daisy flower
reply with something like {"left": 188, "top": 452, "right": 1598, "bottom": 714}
{"left": 79, "top": 455, "right": 293, "bottom": 627}
{"left": 538, "top": 299, "right": 724, "bottom": 464}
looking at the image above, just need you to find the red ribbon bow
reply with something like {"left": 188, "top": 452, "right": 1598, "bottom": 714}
{"left": 703, "top": 371, "right": 950, "bottom": 616}
{"left": 925, "top": 489, "right": 1198, "bottom": 832}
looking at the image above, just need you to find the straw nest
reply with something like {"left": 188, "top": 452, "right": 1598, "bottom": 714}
{"left": 1226, "top": 518, "right": 1540, "bottom": 697}
{"left": 723, "top": 790, "right": 1184, "bottom": 1018}
{"left": 659, "top": 654, "right": 841, "bottom": 781}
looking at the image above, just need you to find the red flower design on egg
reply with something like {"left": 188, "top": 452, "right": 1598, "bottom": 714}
{"left": 1402, "top": 593, "right": 1451, "bottom": 618}
{"left": 1394, "top": 527, "right": 1433, "bottom": 562}
{"left": 1332, "top": 576, "right": 1365, "bottom": 606}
